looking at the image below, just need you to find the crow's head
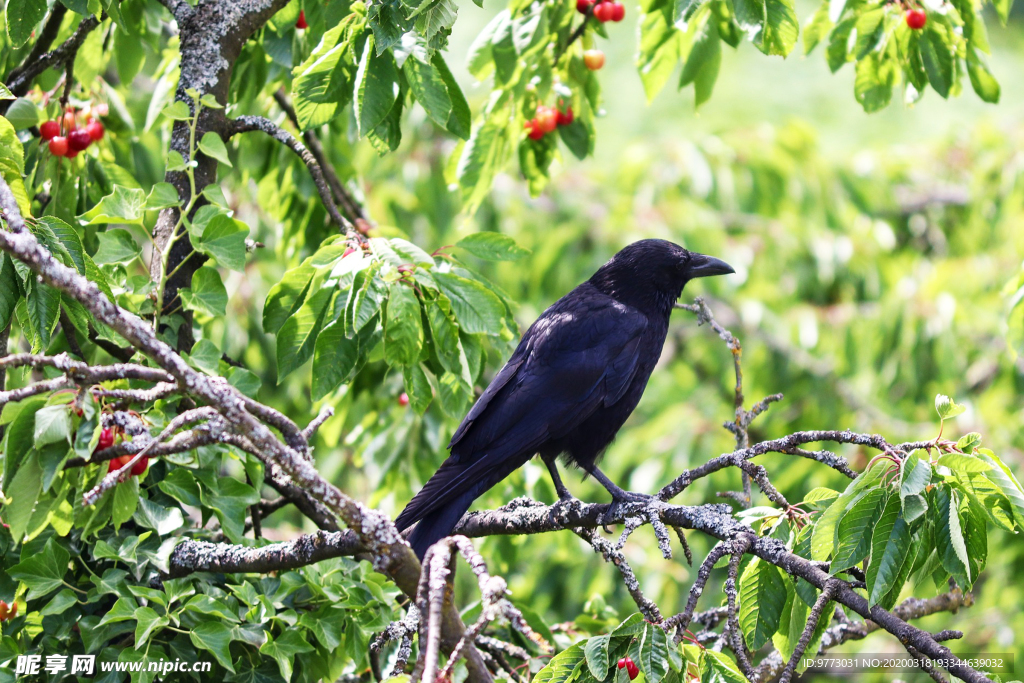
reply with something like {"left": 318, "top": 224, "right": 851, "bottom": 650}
{"left": 589, "top": 239, "right": 734, "bottom": 313}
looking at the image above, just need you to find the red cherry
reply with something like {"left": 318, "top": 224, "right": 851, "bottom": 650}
{"left": 905, "top": 8, "right": 926, "bottom": 29}
{"left": 594, "top": 2, "right": 615, "bottom": 21}
{"left": 66, "top": 149, "right": 79, "bottom": 159}
{"left": 576, "top": 0, "right": 594, "bottom": 12}
{"left": 556, "top": 106, "right": 574, "bottom": 126}
{"left": 536, "top": 106, "right": 558, "bottom": 133}
{"left": 398, "top": 392, "right": 410, "bottom": 407}
{"left": 68, "top": 129, "right": 92, "bottom": 151}
{"left": 296, "top": 9, "right": 308, "bottom": 29}
{"left": 0, "top": 601, "right": 8, "bottom": 621}
{"left": 97, "top": 427, "right": 115, "bottom": 452}
{"left": 62, "top": 111, "right": 77, "bottom": 132}
{"left": 130, "top": 455, "right": 149, "bottom": 476}
{"left": 583, "top": 50, "right": 605, "bottom": 70}
{"left": 40, "top": 120, "right": 60, "bottom": 140}
{"left": 525, "top": 119, "right": 545, "bottom": 140}
{"left": 48, "top": 136, "right": 69, "bottom": 156}
{"left": 625, "top": 659, "right": 639, "bottom": 680}
{"left": 107, "top": 458, "right": 120, "bottom": 474}
{"left": 617, "top": 659, "right": 626, "bottom": 670}
{"left": 610, "top": 2, "right": 625, "bottom": 21}
{"left": 86, "top": 120, "right": 105, "bottom": 141}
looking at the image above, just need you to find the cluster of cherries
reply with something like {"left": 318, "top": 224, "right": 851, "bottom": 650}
{"left": 905, "top": 7, "right": 926, "bottom": 28}
{"left": 96, "top": 427, "right": 150, "bottom": 476}
{"left": 524, "top": 103, "right": 574, "bottom": 140}
{"left": 0, "top": 600, "right": 17, "bottom": 622}
{"left": 39, "top": 106, "right": 106, "bottom": 158}
{"left": 617, "top": 657, "right": 640, "bottom": 681}
{"left": 578, "top": 0, "right": 626, "bottom": 21}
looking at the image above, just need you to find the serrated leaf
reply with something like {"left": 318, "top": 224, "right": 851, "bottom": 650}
{"left": 865, "top": 493, "right": 911, "bottom": 605}
{"left": 584, "top": 634, "right": 611, "bottom": 681}
{"left": 831, "top": 486, "right": 886, "bottom": 573}
{"left": 276, "top": 287, "right": 333, "bottom": 379}
{"left": 311, "top": 319, "right": 361, "bottom": 400}
{"left": 264, "top": 263, "right": 314, "bottom": 334}
{"left": 432, "top": 270, "right": 505, "bottom": 335}
{"left": 937, "top": 452, "right": 992, "bottom": 473}
{"left": 456, "top": 233, "right": 530, "bottom": 261}
{"left": 935, "top": 486, "right": 971, "bottom": 588}
{"left": 535, "top": 642, "right": 587, "bottom": 683}
{"left": 384, "top": 284, "right": 423, "bottom": 366}
{"left": 738, "top": 557, "right": 787, "bottom": 650}
{"left": 354, "top": 35, "right": 399, "bottom": 136}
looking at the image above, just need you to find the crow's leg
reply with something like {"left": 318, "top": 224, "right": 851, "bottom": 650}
{"left": 588, "top": 466, "right": 653, "bottom": 503}
{"left": 542, "top": 455, "right": 575, "bottom": 501}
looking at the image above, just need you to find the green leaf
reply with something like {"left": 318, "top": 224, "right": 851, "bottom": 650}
{"left": 354, "top": 35, "right": 399, "bottom": 136}
{"left": 937, "top": 452, "right": 993, "bottom": 473}
{"left": 260, "top": 629, "right": 315, "bottom": 681}
{"left": 405, "top": 56, "right": 453, "bottom": 128}
{"left": 384, "top": 284, "right": 424, "bottom": 366}
{"left": 34, "top": 404, "right": 71, "bottom": 447}
{"left": 276, "top": 287, "right": 334, "bottom": 379}
{"left": 534, "top": 642, "right": 587, "bottom": 683}
{"left": 192, "top": 214, "right": 248, "bottom": 271}
{"left": 733, "top": 0, "right": 799, "bottom": 56}
{"left": 134, "top": 497, "right": 185, "bottom": 535}
{"left": 162, "top": 101, "right": 192, "bottom": 121}
{"left": 199, "top": 477, "right": 259, "bottom": 544}
{"left": 810, "top": 463, "right": 885, "bottom": 561}
{"left": 978, "top": 450, "right": 1024, "bottom": 529}
{"left": 854, "top": 51, "right": 896, "bottom": 113}
{"left": 190, "top": 622, "right": 237, "bottom": 673}
{"left": 0, "top": 82, "right": 14, "bottom": 99}
{"left": 112, "top": 477, "right": 140, "bottom": 527}
{"left": 679, "top": 17, "right": 722, "bottom": 108}
{"left": 900, "top": 451, "right": 932, "bottom": 498}
{"left": 738, "top": 557, "right": 787, "bottom": 650}
{"left": 584, "top": 634, "right": 611, "bottom": 681}
{"left": 432, "top": 271, "right": 505, "bottom": 335}
{"left": 93, "top": 228, "right": 142, "bottom": 265}
{"left": 5, "top": 98, "right": 41, "bottom": 130}
{"left": 456, "top": 233, "right": 530, "bottom": 261}
{"left": 830, "top": 486, "right": 885, "bottom": 573}
{"left": 181, "top": 266, "right": 228, "bottom": 317}
{"left": 146, "top": 182, "right": 182, "bottom": 210}
{"left": 6, "top": 0, "right": 47, "bottom": 46}
{"left": 919, "top": 30, "right": 953, "bottom": 99}
{"left": 0, "top": 254, "right": 20, "bottom": 330}
{"left": 198, "top": 131, "right": 232, "bottom": 167}
{"left": 0, "top": 116, "right": 29, "bottom": 217}
{"left": 8, "top": 537, "right": 70, "bottom": 599}
{"left": 865, "top": 493, "right": 911, "bottom": 605}
{"left": 264, "top": 263, "right": 314, "bottom": 334}
{"left": 311, "top": 319, "right": 361, "bottom": 400}
{"left": 433, "top": 53, "right": 471, "bottom": 140}
{"left": 134, "top": 606, "right": 169, "bottom": 648}
{"left": 40, "top": 588, "right": 78, "bottom": 616}
{"left": 936, "top": 486, "right": 971, "bottom": 588}
{"left": 637, "top": 622, "right": 670, "bottom": 682}
{"left": 81, "top": 186, "right": 147, "bottom": 226}
{"left": 703, "top": 650, "right": 746, "bottom": 683}
{"left": 402, "top": 363, "right": 433, "bottom": 414}
{"left": 26, "top": 280, "right": 60, "bottom": 348}
{"left": 4, "top": 450, "right": 42, "bottom": 541}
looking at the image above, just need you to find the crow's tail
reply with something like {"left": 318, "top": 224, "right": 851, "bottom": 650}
{"left": 404, "top": 490, "right": 478, "bottom": 559}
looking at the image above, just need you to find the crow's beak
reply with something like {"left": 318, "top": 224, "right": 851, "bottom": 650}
{"left": 687, "top": 254, "right": 735, "bottom": 279}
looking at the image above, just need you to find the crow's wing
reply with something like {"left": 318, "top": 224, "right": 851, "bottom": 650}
{"left": 395, "top": 287, "right": 646, "bottom": 529}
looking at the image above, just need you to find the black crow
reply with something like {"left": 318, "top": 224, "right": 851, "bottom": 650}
{"left": 395, "top": 239, "right": 734, "bottom": 558}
